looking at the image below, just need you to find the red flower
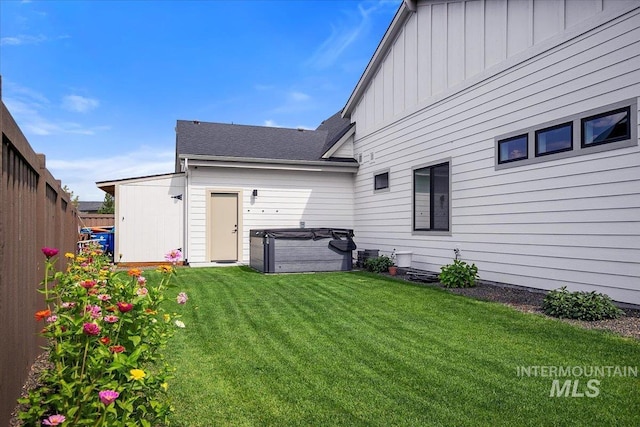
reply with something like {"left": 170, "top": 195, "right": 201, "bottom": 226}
{"left": 100, "top": 336, "right": 111, "bottom": 345}
{"left": 117, "top": 302, "right": 133, "bottom": 313}
{"left": 109, "top": 345, "right": 125, "bottom": 353}
{"left": 35, "top": 309, "right": 51, "bottom": 321}
{"left": 80, "top": 279, "right": 97, "bottom": 289}
{"left": 41, "top": 247, "right": 59, "bottom": 258}
{"left": 83, "top": 322, "right": 101, "bottom": 336}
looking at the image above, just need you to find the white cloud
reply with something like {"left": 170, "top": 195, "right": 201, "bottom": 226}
{"left": 0, "top": 34, "right": 47, "bottom": 46}
{"left": 306, "top": 0, "right": 399, "bottom": 69}
{"left": 47, "top": 147, "right": 175, "bottom": 201}
{"left": 263, "top": 119, "right": 280, "bottom": 127}
{"left": 62, "top": 95, "right": 100, "bottom": 113}
{"left": 290, "top": 91, "right": 310, "bottom": 102}
{"left": 2, "top": 84, "right": 109, "bottom": 137}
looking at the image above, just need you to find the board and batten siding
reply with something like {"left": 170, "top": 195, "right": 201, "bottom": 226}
{"left": 186, "top": 167, "right": 354, "bottom": 265}
{"left": 115, "top": 174, "right": 185, "bottom": 263}
{"left": 352, "top": 0, "right": 640, "bottom": 134}
{"left": 350, "top": 1, "right": 640, "bottom": 304}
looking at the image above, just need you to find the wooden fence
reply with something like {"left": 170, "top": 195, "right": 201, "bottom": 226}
{"left": 79, "top": 213, "right": 115, "bottom": 228}
{"left": 0, "top": 98, "right": 80, "bottom": 425}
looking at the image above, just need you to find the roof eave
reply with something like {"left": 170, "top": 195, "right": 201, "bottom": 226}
{"left": 179, "top": 154, "right": 359, "bottom": 172}
{"left": 321, "top": 125, "right": 356, "bottom": 159}
{"left": 342, "top": 0, "right": 416, "bottom": 118}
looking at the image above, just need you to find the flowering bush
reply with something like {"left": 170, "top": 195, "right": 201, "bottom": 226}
{"left": 18, "top": 244, "right": 187, "bottom": 426}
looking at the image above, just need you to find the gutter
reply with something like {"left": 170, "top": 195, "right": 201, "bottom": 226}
{"left": 178, "top": 154, "right": 359, "bottom": 172}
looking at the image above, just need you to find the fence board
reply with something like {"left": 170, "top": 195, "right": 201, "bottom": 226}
{"left": 0, "top": 97, "right": 79, "bottom": 425}
{"left": 79, "top": 213, "right": 115, "bottom": 228}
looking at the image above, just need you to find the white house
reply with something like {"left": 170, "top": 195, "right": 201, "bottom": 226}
{"left": 98, "top": 0, "right": 640, "bottom": 305}
{"left": 344, "top": 0, "right": 640, "bottom": 304}
{"left": 98, "top": 113, "right": 357, "bottom": 266}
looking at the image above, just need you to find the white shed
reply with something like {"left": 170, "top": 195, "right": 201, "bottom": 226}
{"left": 98, "top": 173, "right": 185, "bottom": 264}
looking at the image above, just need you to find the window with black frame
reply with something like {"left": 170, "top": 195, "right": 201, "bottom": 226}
{"left": 374, "top": 171, "right": 389, "bottom": 191}
{"left": 536, "top": 122, "right": 573, "bottom": 156}
{"left": 414, "top": 162, "right": 449, "bottom": 231}
{"left": 582, "top": 107, "right": 630, "bottom": 148}
{"left": 498, "top": 134, "right": 528, "bottom": 164}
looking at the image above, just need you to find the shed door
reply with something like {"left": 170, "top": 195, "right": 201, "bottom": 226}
{"left": 208, "top": 193, "right": 238, "bottom": 262}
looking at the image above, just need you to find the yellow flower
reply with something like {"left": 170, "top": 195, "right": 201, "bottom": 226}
{"left": 161, "top": 382, "right": 169, "bottom": 391}
{"left": 64, "top": 252, "right": 75, "bottom": 259}
{"left": 130, "top": 369, "right": 146, "bottom": 380}
{"left": 163, "top": 314, "right": 171, "bottom": 322}
{"left": 157, "top": 264, "right": 173, "bottom": 274}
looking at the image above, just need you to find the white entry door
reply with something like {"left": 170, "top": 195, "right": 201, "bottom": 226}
{"left": 208, "top": 193, "right": 238, "bottom": 262}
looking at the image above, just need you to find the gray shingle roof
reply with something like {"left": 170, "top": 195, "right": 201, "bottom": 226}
{"left": 316, "top": 111, "right": 355, "bottom": 155}
{"left": 78, "top": 201, "right": 103, "bottom": 213}
{"left": 176, "top": 112, "right": 355, "bottom": 162}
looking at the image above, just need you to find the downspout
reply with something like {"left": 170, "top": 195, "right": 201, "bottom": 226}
{"left": 182, "top": 157, "right": 189, "bottom": 265}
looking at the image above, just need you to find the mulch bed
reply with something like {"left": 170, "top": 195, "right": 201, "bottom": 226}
{"left": 394, "top": 272, "right": 640, "bottom": 340}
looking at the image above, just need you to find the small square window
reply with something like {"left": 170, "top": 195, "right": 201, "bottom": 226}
{"left": 536, "top": 122, "right": 572, "bottom": 156}
{"left": 582, "top": 107, "right": 630, "bottom": 147}
{"left": 498, "top": 134, "right": 528, "bottom": 164}
{"left": 374, "top": 172, "right": 389, "bottom": 190}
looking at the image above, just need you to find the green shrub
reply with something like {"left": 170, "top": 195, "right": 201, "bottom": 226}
{"left": 439, "top": 260, "right": 479, "bottom": 288}
{"left": 364, "top": 255, "right": 394, "bottom": 273}
{"left": 542, "top": 286, "right": 623, "bottom": 321}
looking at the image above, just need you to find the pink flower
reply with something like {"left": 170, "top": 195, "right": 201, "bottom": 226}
{"left": 98, "top": 389, "right": 119, "bottom": 405}
{"left": 136, "top": 287, "right": 148, "bottom": 296}
{"left": 137, "top": 276, "right": 147, "bottom": 286}
{"left": 117, "top": 302, "right": 133, "bottom": 313}
{"left": 41, "top": 247, "right": 59, "bottom": 259}
{"left": 83, "top": 322, "right": 101, "bottom": 336}
{"left": 80, "top": 279, "right": 97, "bottom": 289}
{"left": 164, "top": 249, "right": 182, "bottom": 265}
{"left": 85, "top": 305, "right": 102, "bottom": 319}
{"left": 176, "top": 292, "right": 188, "bottom": 305}
{"left": 103, "top": 315, "right": 119, "bottom": 323}
{"left": 42, "top": 414, "right": 66, "bottom": 425}
{"left": 97, "top": 294, "right": 111, "bottom": 301}
{"left": 61, "top": 302, "right": 76, "bottom": 309}
{"left": 46, "top": 315, "right": 58, "bottom": 323}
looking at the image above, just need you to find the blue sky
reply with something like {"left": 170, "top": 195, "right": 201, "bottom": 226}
{"left": 0, "top": 0, "right": 400, "bottom": 201}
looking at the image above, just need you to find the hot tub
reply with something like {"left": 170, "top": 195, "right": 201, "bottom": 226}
{"left": 250, "top": 228, "right": 356, "bottom": 273}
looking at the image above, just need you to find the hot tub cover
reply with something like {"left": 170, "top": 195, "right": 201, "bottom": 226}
{"left": 251, "top": 228, "right": 356, "bottom": 252}
{"left": 251, "top": 228, "right": 353, "bottom": 240}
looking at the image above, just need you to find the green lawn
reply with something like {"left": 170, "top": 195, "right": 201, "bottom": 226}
{"left": 163, "top": 267, "right": 639, "bottom": 426}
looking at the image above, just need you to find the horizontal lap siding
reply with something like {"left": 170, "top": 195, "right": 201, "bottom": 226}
{"left": 187, "top": 168, "right": 354, "bottom": 264}
{"left": 351, "top": 3, "right": 640, "bottom": 303}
